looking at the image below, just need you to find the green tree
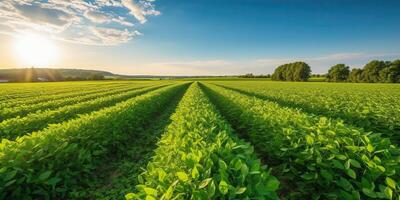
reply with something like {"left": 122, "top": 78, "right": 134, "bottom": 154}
{"left": 272, "top": 62, "right": 311, "bottom": 81}
{"left": 326, "top": 64, "right": 350, "bottom": 82}
{"left": 348, "top": 68, "right": 363, "bottom": 82}
{"left": 361, "top": 60, "right": 387, "bottom": 82}
{"left": 379, "top": 60, "right": 400, "bottom": 83}
{"left": 87, "top": 73, "right": 105, "bottom": 80}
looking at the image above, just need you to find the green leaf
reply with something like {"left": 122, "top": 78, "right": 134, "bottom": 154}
{"left": 235, "top": 187, "right": 247, "bottom": 194}
{"left": 219, "top": 159, "right": 227, "bottom": 170}
{"left": 4, "top": 170, "right": 17, "bottom": 182}
{"left": 384, "top": 187, "right": 393, "bottom": 199}
{"left": 232, "top": 145, "right": 248, "bottom": 150}
{"left": 219, "top": 180, "right": 229, "bottom": 195}
{"left": 125, "top": 193, "right": 138, "bottom": 200}
{"left": 346, "top": 168, "right": 356, "bottom": 179}
{"left": 265, "top": 176, "right": 280, "bottom": 191}
{"left": 336, "top": 154, "right": 347, "bottom": 160}
{"left": 39, "top": 171, "right": 52, "bottom": 181}
{"left": 144, "top": 187, "right": 158, "bottom": 196}
{"left": 145, "top": 196, "right": 156, "bottom": 200}
{"left": 4, "top": 180, "right": 16, "bottom": 187}
{"left": 176, "top": 172, "right": 188, "bottom": 182}
{"left": 361, "top": 177, "right": 373, "bottom": 190}
{"left": 241, "top": 163, "right": 249, "bottom": 177}
{"left": 208, "top": 180, "right": 216, "bottom": 197}
{"left": 337, "top": 177, "right": 352, "bottom": 191}
{"left": 385, "top": 177, "right": 396, "bottom": 189}
{"left": 349, "top": 159, "right": 361, "bottom": 168}
{"left": 301, "top": 173, "right": 315, "bottom": 180}
{"left": 362, "top": 188, "right": 377, "bottom": 198}
{"left": 305, "top": 135, "right": 314, "bottom": 145}
{"left": 163, "top": 185, "right": 174, "bottom": 200}
{"left": 158, "top": 168, "right": 166, "bottom": 182}
{"left": 320, "top": 169, "right": 333, "bottom": 181}
{"left": 191, "top": 167, "right": 199, "bottom": 179}
{"left": 367, "top": 144, "right": 374, "bottom": 153}
{"left": 199, "top": 178, "right": 213, "bottom": 189}
{"left": 46, "top": 177, "right": 61, "bottom": 186}
{"left": 332, "top": 159, "right": 344, "bottom": 170}
{"left": 377, "top": 165, "right": 385, "bottom": 172}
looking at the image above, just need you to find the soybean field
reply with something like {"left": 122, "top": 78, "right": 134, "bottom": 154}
{"left": 0, "top": 80, "right": 399, "bottom": 200}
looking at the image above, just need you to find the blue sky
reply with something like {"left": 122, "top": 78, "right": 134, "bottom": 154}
{"left": 0, "top": 0, "right": 399, "bottom": 75}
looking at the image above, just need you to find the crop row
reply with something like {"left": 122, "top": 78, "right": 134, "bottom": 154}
{"left": 0, "top": 83, "right": 189, "bottom": 199}
{"left": 0, "top": 84, "right": 169, "bottom": 141}
{"left": 0, "top": 82, "right": 154, "bottom": 109}
{"left": 211, "top": 81, "right": 400, "bottom": 143}
{"left": 0, "top": 83, "right": 161, "bottom": 122}
{"left": 0, "top": 81, "right": 131, "bottom": 101}
{"left": 201, "top": 83, "right": 400, "bottom": 199}
{"left": 130, "top": 83, "right": 280, "bottom": 200}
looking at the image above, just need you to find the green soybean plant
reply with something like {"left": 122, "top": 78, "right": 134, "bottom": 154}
{"left": 127, "top": 83, "right": 280, "bottom": 200}
{"left": 0, "top": 83, "right": 189, "bottom": 199}
{"left": 0, "top": 84, "right": 168, "bottom": 140}
{"left": 202, "top": 83, "right": 400, "bottom": 200}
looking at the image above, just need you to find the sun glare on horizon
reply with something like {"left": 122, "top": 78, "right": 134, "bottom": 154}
{"left": 13, "top": 33, "right": 58, "bottom": 67}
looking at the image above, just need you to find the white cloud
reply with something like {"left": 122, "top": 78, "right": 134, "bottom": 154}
{"left": 84, "top": 10, "right": 111, "bottom": 24}
{"left": 90, "top": 27, "right": 135, "bottom": 45}
{"left": 121, "top": 0, "right": 160, "bottom": 24}
{"left": 0, "top": 0, "right": 160, "bottom": 45}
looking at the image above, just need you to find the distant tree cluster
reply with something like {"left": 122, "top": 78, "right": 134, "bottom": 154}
{"left": 238, "top": 73, "right": 271, "bottom": 78}
{"left": 311, "top": 74, "right": 326, "bottom": 77}
{"left": 0, "top": 68, "right": 64, "bottom": 82}
{"left": 271, "top": 62, "right": 311, "bottom": 81}
{"left": 0, "top": 68, "right": 106, "bottom": 82}
{"left": 326, "top": 64, "right": 350, "bottom": 82}
{"left": 326, "top": 60, "right": 400, "bottom": 83}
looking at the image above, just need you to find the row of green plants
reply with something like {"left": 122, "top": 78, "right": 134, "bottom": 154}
{"left": 0, "top": 81, "right": 130, "bottom": 101}
{"left": 129, "top": 83, "right": 280, "bottom": 200}
{"left": 212, "top": 81, "right": 400, "bottom": 143}
{"left": 0, "top": 83, "right": 153, "bottom": 122}
{"left": 202, "top": 83, "right": 400, "bottom": 199}
{"left": 0, "top": 84, "right": 168, "bottom": 140}
{"left": 80, "top": 86, "right": 184, "bottom": 200}
{"left": 0, "top": 82, "right": 150, "bottom": 110}
{"left": 0, "top": 83, "right": 189, "bottom": 199}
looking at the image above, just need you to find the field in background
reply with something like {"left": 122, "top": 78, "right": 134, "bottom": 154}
{"left": 0, "top": 80, "right": 399, "bottom": 200}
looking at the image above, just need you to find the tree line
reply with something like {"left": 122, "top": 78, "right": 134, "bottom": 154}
{"left": 240, "top": 59, "right": 399, "bottom": 83}
{"left": 326, "top": 60, "right": 400, "bottom": 83}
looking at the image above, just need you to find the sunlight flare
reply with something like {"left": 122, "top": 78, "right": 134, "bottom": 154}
{"left": 13, "top": 33, "right": 58, "bottom": 67}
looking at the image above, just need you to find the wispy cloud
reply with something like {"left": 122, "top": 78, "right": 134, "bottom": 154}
{"left": 256, "top": 52, "right": 365, "bottom": 66}
{"left": 256, "top": 52, "right": 400, "bottom": 73}
{"left": 0, "top": 0, "right": 160, "bottom": 45}
{"left": 121, "top": 0, "right": 160, "bottom": 24}
{"left": 153, "top": 60, "right": 233, "bottom": 67}
{"left": 144, "top": 52, "right": 400, "bottom": 75}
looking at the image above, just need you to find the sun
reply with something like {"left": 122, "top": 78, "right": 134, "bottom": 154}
{"left": 13, "top": 33, "right": 58, "bottom": 67}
